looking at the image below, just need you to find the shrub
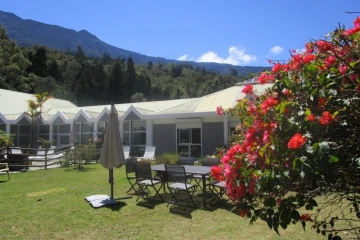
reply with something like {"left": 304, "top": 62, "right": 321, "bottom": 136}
{"left": 155, "top": 152, "right": 179, "bottom": 165}
{"left": 213, "top": 17, "right": 360, "bottom": 237}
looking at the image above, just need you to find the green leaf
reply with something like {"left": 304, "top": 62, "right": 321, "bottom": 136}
{"left": 284, "top": 77, "right": 291, "bottom": 88}
{"left": 307, "top": 64, "right": 319, "bottom": 76}
{"left": 301, "top": 221, "right": 306, "bottom": 230}
{"left": 308, "top": 198, "right": 318, "bottom": 207}
{"left": 266, "top": 218, "right": 273, "bottom": 229}
{"left": 329, "top": 155, "right": 339, "bottom": 163}
{"left": 265, "top": 197, "right": 276, "bottom": 208}
{"left": 310, "top": 88, "right": 318, "bottom": 97}
{"left": 291, "top": 210, "right": 300, "bottom": 221}
{"left": 305, "top": 204, "right": 313, "bottom": 210}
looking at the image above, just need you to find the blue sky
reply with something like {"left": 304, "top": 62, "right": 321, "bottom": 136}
{"left": 1, "top": 0, "right": 359, "bottom": 66}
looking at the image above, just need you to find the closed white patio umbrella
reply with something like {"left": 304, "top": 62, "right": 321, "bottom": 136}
{"left": 99, "top": 103, "right": 126, "bottom": 199}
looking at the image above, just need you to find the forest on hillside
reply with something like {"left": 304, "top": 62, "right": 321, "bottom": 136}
{"left": 0, "top": 26, "right": 259, "bottom": 106}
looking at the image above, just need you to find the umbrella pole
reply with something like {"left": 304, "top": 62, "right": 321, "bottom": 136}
{"left": 109, "top": 169, "right": 114, "bottom": 199}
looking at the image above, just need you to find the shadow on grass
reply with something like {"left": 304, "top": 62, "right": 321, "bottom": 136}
{"left": 169, "top": 206, "right": 195, "bottom": 219}
{"left": 0, "top": 180, "right": 9, "bottom": 183}
{"left": 103, "top": 201, "right": 127, "bottom": 211}
{"left": 64, "top": 166, "right": 97, "bottom": 172}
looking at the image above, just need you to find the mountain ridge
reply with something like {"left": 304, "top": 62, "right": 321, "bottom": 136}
{"left": 0, "top": 10, "right": 270, "bottom": 75}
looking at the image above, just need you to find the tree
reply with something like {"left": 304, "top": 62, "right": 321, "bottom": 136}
{"left": 0, "top": 26, "right": 32, "bottom": 92}
{"left": 212, "top": 17, "right": 360, "bottom": 238}
{"left": 109, "top": 61, "right": 125, "bottom": 103}
{"left": 34, "top": 92, "right": 53, "bottom": 144}
{"left": 125, "top": 56, "right": 137, "bottom": 101}
{"left": 25, "top": 99, "right": 40, "bottom": 148}
{"left": 30, "top": 46, "right": 48, "bottom": 77}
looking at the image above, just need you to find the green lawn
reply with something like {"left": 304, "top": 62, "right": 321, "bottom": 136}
{"left": 0, "top": 164, "right": 325, "bottom": 240}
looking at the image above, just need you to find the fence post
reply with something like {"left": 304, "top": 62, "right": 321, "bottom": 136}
{"left": 45, "top": 149, "right": 48, "bottom": 170}
{"left": 6, "top": 146, "right": 10, "bottom": 164}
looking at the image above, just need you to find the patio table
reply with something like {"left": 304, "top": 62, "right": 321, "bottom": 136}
{"left": 151, "top": 164, "right": 211, "bottom": 208}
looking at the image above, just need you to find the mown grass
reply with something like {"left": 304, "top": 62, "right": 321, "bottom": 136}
{"left": 0, "top": 164, "right": 326, "bottom": 240}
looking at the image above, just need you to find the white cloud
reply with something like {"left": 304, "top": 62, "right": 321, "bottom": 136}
{"left": 196, "top": 46, "right": 256, "bottom": 65}
{"left": 270, "top": 46, "right": 284, "bottom": 54}
{"left": 177, "top": 54, "right": 188, "bottom": 61}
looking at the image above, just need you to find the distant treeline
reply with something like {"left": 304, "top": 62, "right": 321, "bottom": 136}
{"left": 0, "top": 26, "right": 260, "bottom": 106}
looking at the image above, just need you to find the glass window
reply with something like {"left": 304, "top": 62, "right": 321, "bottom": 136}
{"left": 178, "top": 129, "right": 190, "bottom": 144}
{"left": 0, "top": 124, "right": 6, "bottom": 132}
{"left": 123, "top": 132, "right": 130, "bottom": 145}
{"left": 19, "top": 125, "right": 31, "bottom": 134}
{"left": 123, "top": 120, "right": 146, "bottom": 156}
{"left": 59, "top": 124, "right": 71, "bottom": 133}
{"left": 81, "top": 133, "right": 93, "bottom": 145}
{"left": 10, "top": 125, "right": 18, "bottom": 134}
{"left": 53, "top": 124, "right": 71, "bottom": 146}
{"left": 177, "top": 128, "right": 201, "bottom": 158}
{"left": 192, "top": 128, "right": 201, "bottom": 144}
{"left": 53, "top": 125, "right": 58, "bottom": 133}
{"left": 19, "top": 135, "right": 31, "bottom": 146}
{"left": 82, "top": 123, "right": 93, "bottom": 133}
{"left": 132, "top": 121, "right": 146, "bottom": 131}
{"left": 132, "top": 132, "right": 146, "bottom": 145}
{"left": 39, "top": 125, "right": 49, "bottom": 134}
{"left": 98, "top": 122, "right": 107, "bottom": 133}
{"left": 60, "top": 135, "right": 70, "bottom": 145}
{"left": 123, "top": 121, "right": 130, "bottom": 131}
{"left": 75, "top": 123, "right": 81, "bottom": 133}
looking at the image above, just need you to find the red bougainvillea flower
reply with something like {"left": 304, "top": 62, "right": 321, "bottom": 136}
{"left": 211, "top": 165, "right": 224, "bottom": 181}
{"left": 338, "top": 65, "right": 348, "bottom": 75}
{"left": 319, "top": 111, "right": 335, "bottom": 125}
{"left": 248, "top": 179, "right": 256, "bottom": 195}
{"left": 302, "top": 54, "right": 316, "bottom": 64}
{"left": 307, "top": 113, "right": 316, "bottom": 122}
{"left": 350, "top": 74, "right": 358, "bottom": 82}
{"left": 357, "top": 83, "right": 360, "bottom": 93}
{"left": 271, "top": 63, "right": 283, "bottom": 73}
{"left": 325, "top": 56, "right": 336, "bottom": 68}
{"left": 240, "top": 209, "right": 249, "bottom": 218}
{"left": 315, "top": 40, "right": 333, "bottom": 52}
{"left": 288, "top": 133, "right": 307, "bottom": 149}
{"left": 305, "top": 42, "right": 314, "bottom": 54}
{"left": 242, "top": 84, "right": 254, "bottom": 95}
{"left": 354, "top": 17, "right": 360, "bottom": 28}
{"left": 317, "top": 98, "right": 327, "bottom": 109}
{"left": 234, "top": 181, "right": 247, "bottom": 199}
{"left": 299, "top": 213, "right": 312, "bottom": 222}
{"left": 256, "top": 72, "right": 275, "bottom": 84}
{"left": 216, "top": 106, "right": 224, "bottom": 115}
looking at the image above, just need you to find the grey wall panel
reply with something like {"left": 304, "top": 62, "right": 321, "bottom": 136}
{"left": 0, "top": 118, "right": 4, "bottom": 124}
{"left": 17, "top": 117, "right": 30, "bottom": 125}
{"left": 53, "top": 116, "right": 65, "bottom": 124}
{"left": 202, "top": 122, "right": 224, "bottom": 156}
{"left": 125, "top": 112, "right": 140, "bottom": 120}
{"left": 99, "top": 114, "right": 109, "bottom": 122}
{"left": 75, "top": 115, "right": 87, "bottom": 123}
{"left": 153, "top": 123, "right": 176, "bottom": 156}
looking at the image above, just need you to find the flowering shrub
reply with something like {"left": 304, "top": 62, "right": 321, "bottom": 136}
{"left": 213, "top": 17, "right": 360, "bottom": 237}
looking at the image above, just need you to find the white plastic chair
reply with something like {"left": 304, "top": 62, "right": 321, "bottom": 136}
{"left": 137, "top": 146, "right": 156, "bottom": 161}
{"left": 123, "top": 146, "right": 130, "bottom": 159}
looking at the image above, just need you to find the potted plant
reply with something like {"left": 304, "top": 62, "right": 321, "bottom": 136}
{"left": 37, "top": 138, "right": 52, "bottom": 149}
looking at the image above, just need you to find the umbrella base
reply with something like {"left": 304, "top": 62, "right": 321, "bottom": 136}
{"left": 85, "top": 194, "right": 124, "bottom": 208}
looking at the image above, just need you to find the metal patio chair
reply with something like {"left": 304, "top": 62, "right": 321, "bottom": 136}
{"left": 193, "top": 157, "right": 220, "bottom": 191}
{"left": 207, "top": 180, "right": 233, "bottom": 204}
{"left": 125, "top": 157, "right": 138, "bottom": 193}
{"left": 0, "top": 162, "right": 10, "bottom": 180}
{"left": 177, "top": 157, "right": 195, "bottom": 183}
{"left": 165, "top": 164, "right": 198, "bottom": 210}
{"left": 134, "top": 162, "right": 164, "bottom": 204}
